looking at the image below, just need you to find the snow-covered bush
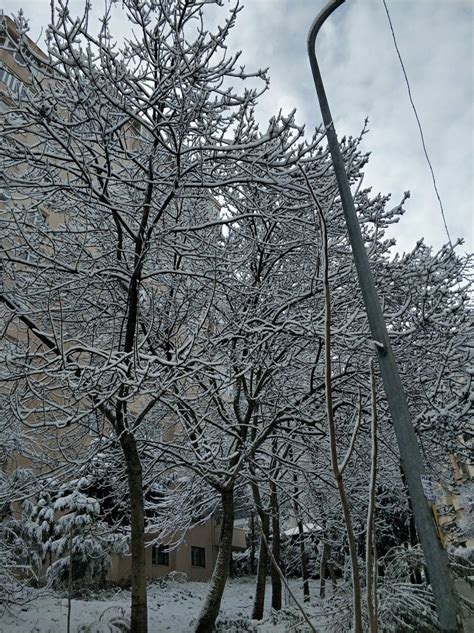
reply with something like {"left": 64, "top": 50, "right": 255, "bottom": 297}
{"left": 215, "top": 617, "right": 256, "bottom": 632}
{"left": 47, "top": 480, "right": 126, "bottom": 593}
{"left": 232, "top": 548, "right": 253, "bottom": 577}
{"left": 77, "top": 606, "right": 130, "bottom": 633}
{"left": 2, "top": 497, "right": 44, "bottom": 573}
{"left": 215, "top": 605, "right": 314, "bottom": 633}
{"left": 280, "top": 535, "right": 323, "bottom": 580}
{"left": 0, "top": 467, "right": 43, "bottom": 609}
{"left": 451, "top": 544, "right": 474, "bottom": 567}
{"left": 0, "top": 512, "right": 41, "bottom": 610}
{"left": 256, "top": 607, "right": 314, "bottom": 632}
{"left": 319, "top": 545, "right": 441, "bottom": 632}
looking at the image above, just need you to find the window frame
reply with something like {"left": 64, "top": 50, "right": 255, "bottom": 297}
{"left": 151, "top": 544, "right": 169, "bottom": 566}
{"left": 191, "top": 546, "right": 206, "bottom": 568}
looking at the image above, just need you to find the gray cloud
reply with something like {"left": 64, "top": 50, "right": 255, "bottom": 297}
{"left": 3, "top": 0, "right": 472, "bottom": 253}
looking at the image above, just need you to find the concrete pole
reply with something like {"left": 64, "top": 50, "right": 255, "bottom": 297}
{"left": 307, "top": 2, "right": 459, "bottom": 631}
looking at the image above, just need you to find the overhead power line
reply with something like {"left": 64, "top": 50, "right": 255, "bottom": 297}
{"left": 381, "top": 0, "right": 454, "bottom": 249}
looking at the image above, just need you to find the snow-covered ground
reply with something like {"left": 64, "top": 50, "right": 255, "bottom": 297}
{"left": 0, "top": 578, "right": 325, "bottom": 632}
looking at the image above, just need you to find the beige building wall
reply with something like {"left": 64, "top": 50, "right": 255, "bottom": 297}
{"left": 108, "top": 521, "right": 246, "bottom": 583}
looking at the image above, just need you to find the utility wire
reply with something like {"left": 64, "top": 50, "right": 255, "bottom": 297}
{"left": 381, "top": 0, "right": 453, "bottom": 249}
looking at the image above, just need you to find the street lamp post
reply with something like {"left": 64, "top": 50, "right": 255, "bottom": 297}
{"left": 307, "top": 1, "right": 459, "bottom": 631}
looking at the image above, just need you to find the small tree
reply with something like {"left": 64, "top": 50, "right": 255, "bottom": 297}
{"left": 47, "top": 479, "right": 126, "bottom": 592}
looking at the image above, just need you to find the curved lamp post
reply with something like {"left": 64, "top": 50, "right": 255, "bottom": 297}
{"left": 307, "top": 2, "right": 459, "bottom": 632}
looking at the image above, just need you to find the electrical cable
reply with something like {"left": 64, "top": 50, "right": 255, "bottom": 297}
{"left": 381, "top": 0, "right": 453, "bottom": 249}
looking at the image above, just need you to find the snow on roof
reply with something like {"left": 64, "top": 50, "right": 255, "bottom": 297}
{"left": 283, "top": 522, "right": 322, "bottom": 537}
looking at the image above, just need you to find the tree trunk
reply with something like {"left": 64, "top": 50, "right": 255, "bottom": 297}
{"left": 312, "top": 196, "right": 363, "bottom": 633}
{"left": 319, "top": 542, "right": 330, "bottom": 599}
{"left": 270, "top": 481, "right": 282, "bottom": 611}
{"left": 297, "top": 518, "right": 310, "bottom": 603}
{"left": 250, "top": 511, "right": 256, "bottom": 575}
{"left": 195, "top": 488, "right": 234, "bottom": 633}
{"left": 401, "top": 466, "right": 423, "bottom": 585}
{"left": 292, "top": 469, "right": 310, "bottom": 604}
{"left": 67, "top": 527, "right": 73, "bottom": 633}
{"left": 367, "top": 361, "right": 379, "bottom": 633}
{"left": 252, "top": 512, "right": 270, "bottom": 620}
{"left": 328, "top": 558, "right": 338, "bottom": 591}
{"left": 120, "top": 433, "right": 148, "bottom": 633}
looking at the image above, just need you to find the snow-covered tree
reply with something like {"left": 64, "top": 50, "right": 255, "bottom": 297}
{"left": 1, "top": 2, "right": 471, "bottom": 631}
{"left": 0, "top": 1, "right": 314, "bottom": 629}
{"left": 0, "top": 402, "right": 46, "bottom": 607}
{"left": 47, "top": 478, "right": 126, "bottom": 592}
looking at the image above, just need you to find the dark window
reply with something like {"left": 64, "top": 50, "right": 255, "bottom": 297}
{"left": 152, "top": 545, "right": 169, "bottom": 566}
{"left": 13, "top": 50, "right": 27, "bottom": 67}
{"left": 191, "top": 546, "right": 206, "bottom": 568}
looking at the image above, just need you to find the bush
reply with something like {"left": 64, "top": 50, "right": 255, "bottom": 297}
{"left": 77, "top": 606, "right": 130, "bottom": 632}
{"left": 215, "top": 617, "right": 256, "bottom": 632}
{"left": 47, "top": 486, "right": 127, "bottom": 594}
{"left": 257, "top": 607, "right": 315, "bottom": 632}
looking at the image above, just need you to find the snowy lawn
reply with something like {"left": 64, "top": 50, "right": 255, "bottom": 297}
{"left": 0, "top": 577, "right": 328, "bottom": 632}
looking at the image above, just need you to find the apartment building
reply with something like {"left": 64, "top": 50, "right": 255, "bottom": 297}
{"left": 0, "top": 12, "right": 246, "bottom": 584}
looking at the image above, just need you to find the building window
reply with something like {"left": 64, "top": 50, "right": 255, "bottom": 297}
{"left": 0, "top": 36, "right": 15, "bottom": 52}
{"left": 0, "top": 66, "right": 20, "bottom": 90}
{"left": 152, "top": 545, "right": 169, "bottom": 566}
{"left": 13, "top": 50, "right": 27, "bottom": 67}
{"left": 191, "top": 546, "right": 206, "bottom": 568}
{"left": 30, "top": 208, "right": 46, "bottom": 227}
{"left": 145, "top": 424, "right": 162, "bottom": 443}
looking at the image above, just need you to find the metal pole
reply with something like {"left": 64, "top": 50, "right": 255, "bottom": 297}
{"left": 307, "top": 2, "right": 459, "bottom": 631}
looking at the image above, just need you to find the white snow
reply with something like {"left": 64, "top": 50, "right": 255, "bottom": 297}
{"left": 283, "top": 523, "right": 322, "bottom": 537}
{"left": 0, "top": 577, "right": 327, "bottom": 633}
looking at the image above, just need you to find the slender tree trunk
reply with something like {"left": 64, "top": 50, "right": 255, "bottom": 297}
{"left": 297, "top": 518, "right": 310, "bottom": 603}
{"left": 329, "top": 385, "right": 362, "bottom": 632}
{"left": 252, "top": 512, "right": 270, "bottom": 620}
{"left": 304, "top": 179, "right": 363, "bottom": 633}
{"left": 250, "top": 511, "right": 256, "bottom": 575}
{"left": 328, "top": 558, "right": 338, "bottom": 591}
{"left": 250, "top": 477, "right": 270, "bottom": 621}
{"left": 319, "top": 542, "right": 329, "bottom": 599}
{"left": 120, "top": 433, "right": 148, "bottom": 633}
{"left": 270, "top": 480, "right": 282, "bottom": 611}
{"left": 401, "top": 466, "right": 423, "bottom": 585}
{"left": 292, "top": 470, "right": 310, "bottom": 604}
{"left": 195, "top": 488, "right": 234, "bottom": 633}
{"left": 261, "top": 530, "right": 318, "bottom": 633}
{"left": 326, "top": 545, "right": 337, "bottom": 592}
{"left": 320, "top": 544, "right": 337, "bottom": 593}
{"left": 366, "top": 361, "right": 379, "bottom": 633}
{"left": 373, "top": 544, "right": 379, "bottom": 629}
{"left": 67, "top": 527, "right": 73, "bottom": 633}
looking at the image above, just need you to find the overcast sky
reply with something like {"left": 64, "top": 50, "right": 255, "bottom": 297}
{"left": 3, "top": 0, "right": 473, "bottom": 255}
